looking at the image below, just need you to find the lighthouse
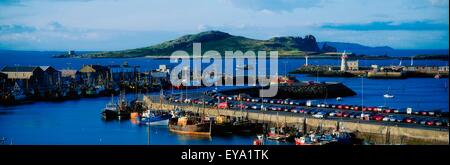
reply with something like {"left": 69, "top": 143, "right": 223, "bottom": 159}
{"left": 305, "top": 55, "right": 309, "bottom": 66}
{"left": 340, "top": 51, "right": 348, "bottom": 71}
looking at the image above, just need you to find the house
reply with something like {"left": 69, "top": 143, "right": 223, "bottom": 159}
{"left": 60, "top": 69, "right": 78, "bottom": 79}
{"left": 0, "top": 66, "right": 44, "bottom": 91}
{"left": 78, "top": 65, "right": 110, "bottom": 85}
{"left": 347, "top": 60, "right": 359, "bottom": 71}
{"left": 39, "top": 66, "right": 61, "bottom": 88}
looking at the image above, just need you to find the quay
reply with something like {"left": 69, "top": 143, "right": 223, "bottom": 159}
{"left": 143, "top": 95, "right": 449, "bottom": 145}
{"left": 290, "top": 52, "right": 449, "bottom": 79}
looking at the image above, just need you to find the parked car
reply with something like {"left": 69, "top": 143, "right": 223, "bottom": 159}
{"left": 251, "top": 98, "right": 260, "bottom": 103}
{"left": 405, "top": 117, "right": 416, "bottom": 123}
{"left": 434, "top": 120, "right": 443, "bottom": 126}
{"left": 328, "top": 111, "right": 336, "bottom": 117}
{"left": 250, "top": 104, "right": 260, "bottom": 110}
{"left": 312, "top": 112, "right": 326, "bottom": 119}
{"left": 426, "top": 120, "right": 435, "bottom": 126}
{"left": 419, "top": 119, "right": 427, "bottom": 125}
{"left": 342, "top": 112, "right": 350, "bottom": 118}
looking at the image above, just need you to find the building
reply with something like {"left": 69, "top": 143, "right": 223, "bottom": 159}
{"left": 60, "top": 69, "right": 78, "bottom": 79}
{"left": 108, "top": 63, "right": 139, "bottom": 82}
{"left": 39, "top": 66, "right": 61, "bottom": 89}
{"left": 347, "top": 60, "right": 359, "bottom": 71}
{"left": 0, "top": 66, "right": 44, "bottom": 91}
{"left": 150, "top": 65, "right": 171, "bottom": 85}
{"left": 78, "top": 65, "right": 110, "bottom": 85}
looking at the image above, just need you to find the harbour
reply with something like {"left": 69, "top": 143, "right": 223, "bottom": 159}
{"left": 1, "top": 55, "right": 448, "bottom": 145}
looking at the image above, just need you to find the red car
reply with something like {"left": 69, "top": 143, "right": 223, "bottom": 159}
{"left": 342, "top": 112, "right": 350, "bottom": 117}
{"left": 426, "top": 120, "right": 435, "bottom": 126}
{"left": 344, "top": 105, "right": 350, "bottom": 110}
{"left": 373, "top": 115, "right": 384, "bottom": 121}
{"left": 367, "top": 107, "right": 374, "bottom": 111}
{"left": 384, "top": 109, "right": 393, "bottom": 113}
{"left": 337, "top": 105, "right": 343, "bottom": 109}
{"left": 405, "top": 118, "right": 414, "bottom": 123}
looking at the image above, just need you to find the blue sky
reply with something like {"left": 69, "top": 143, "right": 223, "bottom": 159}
{"left": 0, "top": 0, "right": 448, "bottom": 51}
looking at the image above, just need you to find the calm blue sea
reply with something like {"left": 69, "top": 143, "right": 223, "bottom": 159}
{"left": 0, "top": 51, "right": 448, "bottom": 144}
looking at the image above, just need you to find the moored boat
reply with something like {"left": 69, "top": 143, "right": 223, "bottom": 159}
{"left": 138, "top": 109, "right": 172, "bottom": 125}
{"left": 168, "top": 116, "right": 212, "bottom": 136}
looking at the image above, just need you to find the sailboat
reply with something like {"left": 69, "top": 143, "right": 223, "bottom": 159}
{"left": 383, "top": 87, "right": 395, "bottom": 98}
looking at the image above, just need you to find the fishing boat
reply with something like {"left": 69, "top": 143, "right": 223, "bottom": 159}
{"left": 168, "top": 115, "right": 212, "bottom": 136}
{"left": 116, "top": 92, "right": 131, "bottom": 119}
{"left": 102, "top": 95, "right": 118, "bottom": 120}
{"left": 139, "top": 110, "right": 172, "bottom": 125}
{"left": 295, "top": 136, "right": 313, "bottom": 145}
{"left": 295, "top": 131, "right": 352, "bottom": 145}
{"left": 267, "top": 127, "right": 291, "bottom": 141}
{"left": 211, "top": 115, "right": 234, "bottom": 135}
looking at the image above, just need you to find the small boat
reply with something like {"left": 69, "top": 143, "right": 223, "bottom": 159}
{"left": 383, "top": 94, "right": 394, "bottom": 98}
{"left": 267, "top": 127, "right": 290, "bottom": 141}
{"left": 253, "top": 134, "right": 264, "bottom": 145}
{"left": 138, "top": 110, "right": 172, "bottom": 125}
{"left": 383, "top": 87, "right": 394, "bottom": 98}
{"left": 295, "top": 136, "right": 313, "bottom": 145}
{"left": 435, "top": 74, "right": 441, "bottom": 79}
{"left": 336, "top": 97, "right": 342, "bottom": 101}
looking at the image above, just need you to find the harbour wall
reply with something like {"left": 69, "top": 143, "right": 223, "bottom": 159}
{"left": 144, "top": 96, "right": 449, "bottom": 145}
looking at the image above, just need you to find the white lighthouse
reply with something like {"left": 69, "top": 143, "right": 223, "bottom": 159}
{"left": 340, "top": 51, "right": 348, "bottom": 71}
{"left": 305, "top": 55, "right": 309, "bottom": 66}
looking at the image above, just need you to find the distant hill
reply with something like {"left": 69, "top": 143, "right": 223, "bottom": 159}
{"left": 317, "top": 42, "right": 394, "bottom": 54}
{"left": 317, "top": 42, "right": 448, "bottom": 57}
{"left": 62, "top": 31, "right": 325, "bottom": 58}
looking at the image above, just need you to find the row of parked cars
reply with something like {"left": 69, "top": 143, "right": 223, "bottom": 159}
{"left": 166, "top": 94, "right": 449, "bottom": 127}
{"left": 311, "top": 103, "right": 444, "bottom": 117}
{"left": 215, "top": 94, "right": 446, "bottom": 117}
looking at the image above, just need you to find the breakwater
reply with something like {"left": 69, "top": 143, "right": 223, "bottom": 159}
{"left": 144, "top": 96, "right": 449, "bottom": 144}
{"left": 221, "top": 82, "right": 356, "bottom": 99}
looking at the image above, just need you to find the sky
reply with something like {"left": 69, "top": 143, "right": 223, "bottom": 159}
{"left": 0, "top": 0, "right": 448, "bottom": 51}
